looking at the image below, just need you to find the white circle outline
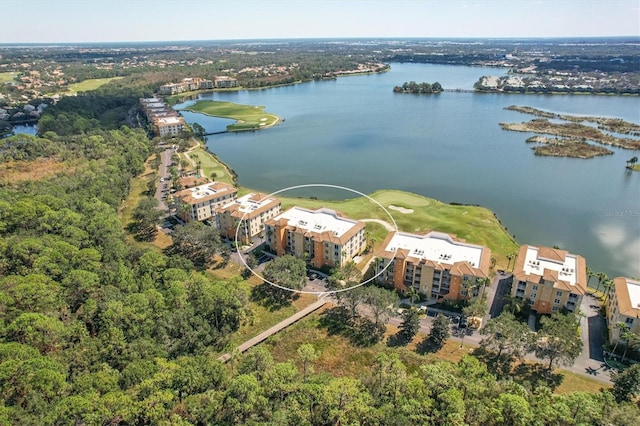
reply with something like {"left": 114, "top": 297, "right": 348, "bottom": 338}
{"left": 234, "top": 183, "right": 399, "bottom": 295}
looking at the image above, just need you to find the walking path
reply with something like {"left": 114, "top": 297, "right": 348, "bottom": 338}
{"left": 360, "top": 218, "right": 395, "bottom": 232}
{"left": 217, "top": 298, "right": 328, "bottom": 363}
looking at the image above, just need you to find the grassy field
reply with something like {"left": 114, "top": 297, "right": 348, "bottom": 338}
{"left": 181, "top": 100, "right": 280, "bottom": 131}
{"left": 272, "top": 189, "right": 518, "bottom": 269}
{"left": 259, "top": 308, "right": 607, "bottom": 393}
{"left": 0, "top": 72, "right": 17, "bottom": 83}
{"left": 63, "top": 77, "right": 124, "bottom": 94}
{"left": 183, "top": 144, "right": 235, "bottom": 185}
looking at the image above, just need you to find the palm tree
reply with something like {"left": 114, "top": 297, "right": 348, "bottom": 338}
{"left": 407, "top": 286, "right": 418, "bottom": 308}
{"left": 490, "top": 257, "right": 497, "bottom": 269}
{"left": 586, "top": 267, "right": 594, "bottom": 291}
{"left": 506, "top": 254, "right": 514, "bottom": 270}
{"left": 602, "top": 279, "right": 615, "bottom": 303}
{"left": 503, "top": 293, "right": 522, "bottom": 315}
{"left": 620, "top": 330, "right": 638, "bottom": 363}
{"left": 612, "top": 322, "right": 630, "bottom": 357}
{"left": 595, "top": 272, "right": 607, "bottom": 294}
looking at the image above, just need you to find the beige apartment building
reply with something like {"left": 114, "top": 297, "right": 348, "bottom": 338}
{"left": 511, "top": 245, "right": 588, "bottom": 314}
{"left": 375, "top": 231, "right": 491, "bottom": 301}
{"left": 264, "top": 207, "right": 366, "bottom": 268}
{"left": 215, "top": 193, "right": 281, "bottom": 244}
{"left": 606, "top": 277, "right": 640, "bottom": 344}
{"left": 173, "top": 182, "right": 237, "bottom": 222}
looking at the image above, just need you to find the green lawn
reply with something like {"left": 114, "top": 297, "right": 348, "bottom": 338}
{"left": 184, "top": 145, "right": 235, "bottom": 185}
{"left": 0, "top": 72, "right": 17, "bottom": 83}
{"left": 63, "top": 77, "right": 124, "bottom": 94}
{"left": 180, "top": 100, "right": 280, "bottom": 131}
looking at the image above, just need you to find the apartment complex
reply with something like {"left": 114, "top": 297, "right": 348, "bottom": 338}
{"left": 173, "top": 182, "right": 237, "bottom": 222}
{"left": 511, "top": 244, "right": 587, "bottom": 314}
{"left": 139, "top": 97, "right": 186, "bottom": 137}
{"left": 215, "top": 193, "right": 281, "bottom": 244}
{"left": 264, "top": 207, "right": 366, "bottom": 268}
{"left": 375, "top": 231, "right": 491, "bottom": 301}
{"left": 606, "top": 277, "right": 640, "bottom": 344}
{"left": 158, "top": 76, "right": 236, "bottom": 94}
{"left": 159, "top": 77, "right": 215, "bottom": 95}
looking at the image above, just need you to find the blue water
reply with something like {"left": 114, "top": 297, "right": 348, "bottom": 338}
{"left": 175, "top": 63, "right": 640, "bottom": 279}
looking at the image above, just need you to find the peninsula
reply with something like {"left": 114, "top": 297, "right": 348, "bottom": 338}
{"left": 179, "top": 100, "right": 280, "bottom": 132}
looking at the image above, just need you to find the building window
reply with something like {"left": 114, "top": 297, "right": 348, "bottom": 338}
{"left": 556, "top": 291, "right": 562, "bottom": 297}
{"left": 533, "top": 285, "right": 538, "bottom": 291}
{"left": 552, "top": 306, "right": 559, "bottom": 312}
{"left": 554, "top": 299, "right": 561, "bottom": 304}
{"left": 626, "top": 318, "right": 634, "bottom": 325}
{"left": 531, "top": 293, "right": 537, "bottom": 299}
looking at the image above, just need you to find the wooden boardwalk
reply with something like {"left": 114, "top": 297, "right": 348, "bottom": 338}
{"left": 217, "top": 298, "right": 328, "bottom": 363}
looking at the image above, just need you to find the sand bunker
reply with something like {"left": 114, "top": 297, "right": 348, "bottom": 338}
{"left": 388, "top": 205, "right": 414, "bottom": 214}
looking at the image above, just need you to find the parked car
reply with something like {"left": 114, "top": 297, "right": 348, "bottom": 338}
{"left": 459, "top": 317, "right": 468, "bottom": 328}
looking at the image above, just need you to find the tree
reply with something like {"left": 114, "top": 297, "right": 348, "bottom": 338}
{"left": 534, "top": 312, "right": 583, "bottom": 371}
{"left": 424, "top": 314, "right": 451, "bottom": 351}
{"left": 602, "top": 279, "right": 615, "bottom": 303}
{"left": 262, "top": 255, "right": 306, "bottom": 291}
{"left": 620, "top": 330, "right": 638, "bottom": 363}
{"left": 595, "top": 272, "right": 607, "bottom": 294}
{"left": 336, "top": 285, "right": 367, "bottom": 320}
{"left": 297, "top": 343, "right": 320, "bottom": 382}
{"left": 398, "top": 308, "right": 420, "bottom": 342}
{"left": 480, "top": 312, "right": 533, "bottom": 360}
{"left": 611, "top": 322, "right": 630, "bottom": 356}
{"left": 130, "top": 197, "right": 163, "bottom": 241}
{"left": 611, "top": 363, "right": 640, "bottom": 402}
{"left": 363, "top": 286, "right": 398, "bottom": 327}
{"left": 167, "top": 221, "right": 225, "bottom": 268}
{"left": 462, "top": 297, "right": 487, "bottom": 320}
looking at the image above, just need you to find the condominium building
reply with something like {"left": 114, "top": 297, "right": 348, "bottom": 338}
{"left": 173, "top": 182, "right": 237, "bottom": 222}
{"left": 155, "top": 116, "right": 186, "bottom": 137}
{"left": 215, "top": 193, "right": 281, "bottom": 243}
{"left": 264, "top": 207, "right": 366, "bottom": 268}
{"left": 606, "top": 277, "right": 640, "bottom": 344}
{"left": 214, "top": 76, "right": 239, "bottom": 88}
{"left": 139, "top": 97, "right": 186, "bottom": 137}
{"left": 375, "top": 231, "right": 491, "bottom": 301}
{"left": 511, "top": 245, "right": 587, "bottom": 314}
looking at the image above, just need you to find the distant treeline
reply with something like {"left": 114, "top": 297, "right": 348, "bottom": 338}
{"left": 393, "top": 81, "right": 443, "bottom": 94}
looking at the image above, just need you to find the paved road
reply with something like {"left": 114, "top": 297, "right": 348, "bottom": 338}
{"left": 157, "top": 146, "right": 174, "bottom": 211}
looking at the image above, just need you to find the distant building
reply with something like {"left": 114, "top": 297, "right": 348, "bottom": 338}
{"left": 511, "top": 245, "right": 587, "bottom": 314}
{"left": 215, "top": 193, "right": 281, "bottom": 243}
{"left": 215, "top": 76, "right": 239, "bottom": 88}
{"left": 264, "top": 207, "right": 366, "bottom": 268}
{"left": 173, "top": 182, "right": 237, "bottom": 222}
{"left": 606, "top": 277, "right": 640, "bottom": 344}
{"left": 375, "top": 231, "right": 491, "bottom": 301}
{"left": 199, "top": 79, "right": 214, "bottom": 90}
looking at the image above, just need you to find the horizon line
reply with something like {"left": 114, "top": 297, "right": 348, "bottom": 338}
{"left": 1, "top": 35, "right": 639, "bottom": 46}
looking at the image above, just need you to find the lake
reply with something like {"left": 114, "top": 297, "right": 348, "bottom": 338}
{"left": 175, "top": 63, "right": 640, "bottom": 279}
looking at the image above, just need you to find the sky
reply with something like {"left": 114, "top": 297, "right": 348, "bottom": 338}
{"left": 1, "top": 0, "right": 638, "bottom": 44}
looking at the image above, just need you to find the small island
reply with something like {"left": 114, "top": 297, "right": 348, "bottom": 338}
{"left": 526, "top": 136, "right": 614, "bottom": 158}
{"left": 500, "top": 105, "right": 640, "bottom": 158}
{"left": 393, "top": 81, "right": 443, "bottom": 94}
{"left": 179, "top": 100, "right": 280, "bottom": 132}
